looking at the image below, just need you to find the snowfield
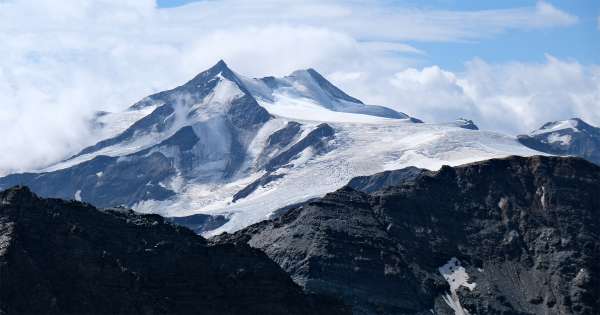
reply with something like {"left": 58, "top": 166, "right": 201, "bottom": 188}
{"left": 21, "top": 61, "right": 544, "bottom": 235}
{"left": 135, "top": 115, "right": 539, "bottom": 235}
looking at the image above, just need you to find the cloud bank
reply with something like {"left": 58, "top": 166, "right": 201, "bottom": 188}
{"left": 362, "top": 56, "right": 600, "bottom": 134}
{"left": 0, "top": 0, "right": 592, "bottom": 174}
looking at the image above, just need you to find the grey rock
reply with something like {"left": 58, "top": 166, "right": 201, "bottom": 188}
{"left": 265, "top": 123, "right": 335, "bottom": 171}
{"left": 0, "top": 186, "right": 349, "bottom": 315}
{"left": 213, "top": 156, "right": 600, "bottom": 315}
{"left": 347, "top": 166, "right": 425, "bottom": 193}
{"left": 232, "top": 173, "right": 285, "bottom": 202}
{"left": 167, "top": 213, "right": 230, "bottom": 234}
{"left": 455, "top": 118, "right": 479, "bottom": 130}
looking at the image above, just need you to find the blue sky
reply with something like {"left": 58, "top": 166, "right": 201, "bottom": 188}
{"left": 158, "top": 0, "right": 600, "bottom": 70}
{"left": 418, "top": 0, "right": 600, "bottom": 70}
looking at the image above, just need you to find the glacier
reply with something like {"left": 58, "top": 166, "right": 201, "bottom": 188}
{"left": 0, "top": 60, "right": 543, "bottom": 234}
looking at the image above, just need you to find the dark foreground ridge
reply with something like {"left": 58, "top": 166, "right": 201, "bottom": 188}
{"left": 0, "top": 187, "right": 348, "bottom": 315}
{"left": 214, "top": 156, "right": 600, "bottom": 315}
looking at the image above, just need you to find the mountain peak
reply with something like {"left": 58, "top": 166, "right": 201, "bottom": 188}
{"left": 288, "top": 67, "right": 364, "bottom": 104}
{"left": 567, "top": 118, "right": 594, "bottom": 130}
{"left": 533, "top": 117, "right": 597, "bottom": 135}
{"left": 215, "top": 59, "right": 227, "bottom": 66}
{"left": 129, "top": 59, "right": 242, "bottom": 111}
{"left": 209, "top": 59, "right": 230, "bottom": 72}
{"left": 518, "top": 118, "right": 600, "bottom": 165}
{"left": 0, "top": 185, "right": 36, "bottom": 205}
{"left": 187, "top": 59, "right": 238, "bottom": 84}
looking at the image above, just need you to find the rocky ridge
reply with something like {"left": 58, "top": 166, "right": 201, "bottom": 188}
{"left": 214, "top": 155, "right": 600, "bottom": 315}
{"left": 0, "top": 186, "right": 348, "bottom": 315}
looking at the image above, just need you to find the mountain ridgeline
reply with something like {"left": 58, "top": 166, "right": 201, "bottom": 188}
{"left": 0, "top": 61, "right": 342, "bottom": 209}
{"left": 214, "top": 155, "right": 600, "bottom": 315}
{"left": 0, "top": 60, "right": 599, "bottom": 238}
{"left": 0, "top": 186, "right": 349, "bottom": 315}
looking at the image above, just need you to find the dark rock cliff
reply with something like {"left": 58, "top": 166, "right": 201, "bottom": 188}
{"left": 0, "top": 186, "right": 348, "bottom": 315}
{"left": 213, "top": 156, "right": 600, "bottom": 315}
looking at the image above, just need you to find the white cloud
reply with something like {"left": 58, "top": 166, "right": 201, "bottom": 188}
{"left": 163, "top": 0, "right": 577, "bottom": 42}
{"left": 532, "top": 1, "right": 578, "bottom": 27}
{"left": 340, "top": 55, "right": 600, "bottom": 135}
{"left": 0, "top": 0, "right": 584, "bottom": 173}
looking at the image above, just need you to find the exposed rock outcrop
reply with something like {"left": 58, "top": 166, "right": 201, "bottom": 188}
{"left": 0, "top": 186, "right": 348, "bottom": 315}
{"left": 214, "top": 156, "right": 600, "bottom": 315}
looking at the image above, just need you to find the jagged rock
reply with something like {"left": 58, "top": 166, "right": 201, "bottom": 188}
{"left": 167, "top": 213, "right": 230, "bottom": 234}
{"left": 0, "top": 186, "right": 349, "bottom": 315}
{"left": 264, "top": 123, "right": 335, "bottom": 171}
{"left": 347, "top": 166, "right": 424, "bottom": 193}
{"left": 213, "top": 156, "right": 600, "bottom": 315}
{"left": 454, "top": 118, "right": 479, "bottom": 130}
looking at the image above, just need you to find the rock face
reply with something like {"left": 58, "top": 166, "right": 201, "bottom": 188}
{"left": 213, "top": 156, "right": 600, "bottom": 315}
{"left": 518, "top": 118, "right": 600, "bottom": 165}
{"left": 454, "top": 118, "right": 479, "bottom": 130}
{"left": 346, "top": 166, "right": 425, "bottom": 193}
{"left": 167, "top": 213, "right": 230, "bottom": 234}
{"left": 0, "top": 186, "right": 348, "bottom": 315}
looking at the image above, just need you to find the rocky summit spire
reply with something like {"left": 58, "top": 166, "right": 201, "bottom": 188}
{"left": 184, "top": 59, "right": 241, "bottom": 88}
{"left": 0, "top": 185, "right": 36, "bottom": 205}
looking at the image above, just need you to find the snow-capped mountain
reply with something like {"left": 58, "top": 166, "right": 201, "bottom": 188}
{"left": 518, "top": 118, "right": 600, "bottom": 165}
{"left": 0, "top": 60, "right": 542, "bottom": 234}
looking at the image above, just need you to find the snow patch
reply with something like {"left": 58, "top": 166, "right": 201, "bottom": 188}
{"left": 438, "top": 257, "right": 476, "bottom": 315}
{"left": 74, "top": 190, "right": 82, "bottom": 201}
{"left": 546, "top": 133, "right": 572, "bottom": 145}
{"left": 539, "top": 186, "right": 547, "bottom": 209}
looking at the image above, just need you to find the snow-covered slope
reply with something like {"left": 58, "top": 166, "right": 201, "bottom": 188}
{"left": 239, "top": 68, "right": 416, "bottom": 121}
{"left": 0, "top": 61, "right": 543, "bottom": 234}
{"left": 518, "top": 118, "right": 600, "bottom": 165}
{"left": 141, "top": 120, "right": 538, "bottom": 235}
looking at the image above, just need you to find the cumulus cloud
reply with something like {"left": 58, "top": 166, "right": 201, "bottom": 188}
{"left": 0, "top": 0, "right": 585, "bottom": 173}
{"left": 341, "top": 55, "right": 599, "bottom": 135}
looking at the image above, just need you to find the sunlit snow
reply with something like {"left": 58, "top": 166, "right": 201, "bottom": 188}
{"left": 40, "top": 66, "right": 545, "bottom": 235}
{"left": 546, "top": 133, "right": 572, "bottom": 145}
{"left": 134, "top": 116, "right": 539, "bottom": 235}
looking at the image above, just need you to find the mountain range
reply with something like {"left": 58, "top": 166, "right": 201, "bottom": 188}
{"left": 214, "top": 155, "right": 600, "bottom": 314}
{"left": 2, "top": 155, "right": 598, "bottom": 314}
{"left": 0, "top": 186, "right": 348, "bottom": 314}
{"left": 0, "top": 61, "right": 598, "bottom": 236}
{"left": 1, "top": 60, "right": 600, "bottom": 315}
